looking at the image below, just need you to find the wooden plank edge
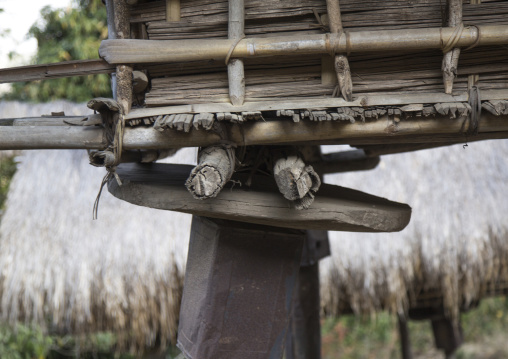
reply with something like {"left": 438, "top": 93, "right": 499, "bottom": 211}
{"left": 125, "top": 90, "right": 508, "bottom": 119}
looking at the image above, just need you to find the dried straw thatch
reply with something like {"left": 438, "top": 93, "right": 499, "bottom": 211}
{"left": 1, "top": 101, "right": 508, "bottom": 348}
{"left": 321, "top": 140, "right": 508, "bottom": 321}
{"left": 0, "top": 101, "right": 195, "bottom": 348}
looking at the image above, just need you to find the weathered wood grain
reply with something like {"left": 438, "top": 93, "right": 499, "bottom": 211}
{"left": 272, "top": 149, "right": 321, "bottom": 210}
{"left": 0, "top": 60, "right": 115, "bottom": 84}
{"left": 108, "top": 163, "right": 412, "bottom": 232}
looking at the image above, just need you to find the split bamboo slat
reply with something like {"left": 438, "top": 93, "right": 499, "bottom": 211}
{"left": 144, "top": 47, "right": 508, "bottom": 106}
{"left": 121, "top": 0, "right": 508, "bottom": 106}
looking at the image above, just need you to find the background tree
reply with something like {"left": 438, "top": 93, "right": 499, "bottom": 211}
{"left": 4, "top": 0, "right": 111, "bottom": 102}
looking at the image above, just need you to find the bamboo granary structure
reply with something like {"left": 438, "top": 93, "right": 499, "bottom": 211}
{"left": 1, "top": 0, "right": 508, "bottom": 358}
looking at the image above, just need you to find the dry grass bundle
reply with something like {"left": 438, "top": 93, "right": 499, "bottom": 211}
{"left": 0, "top": 102, "right": 196, "bottom": 350}
{"left": 320, "top": 139, "right": 508, "bottom": 321}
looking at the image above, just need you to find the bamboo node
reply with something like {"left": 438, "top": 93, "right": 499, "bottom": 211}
{"left": 463, "top": 26, "right": 481, "bottom": 51}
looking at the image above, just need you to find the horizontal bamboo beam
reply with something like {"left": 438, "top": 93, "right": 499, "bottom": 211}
{"left": 0, "top": 60, "right": 114, "bottom": 84}
{"left": 1, "top": 113, "right": 507, "bottom": 150}
{"left": 99, "top": 25, "right": 508, "bottom": 64}
{"left": 312, "top": 150, "right": 380, "bottom": 174}
{"left": 125, "top": 89, "right": 508, "bottom": 119}
{"left": 0, "top": 126, "right": 107, "bottom": 150}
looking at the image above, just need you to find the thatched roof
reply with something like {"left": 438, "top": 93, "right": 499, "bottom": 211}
{"left": 0, "top": 101, "right": 195, "bottom": 348}
{"left": 321, "top": 140, "right": 508, "bottom": 320}
{"left": 1, "top": 101, "right": 508, "bottom": 347}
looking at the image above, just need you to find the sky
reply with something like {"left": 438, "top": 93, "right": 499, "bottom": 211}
{"left": 0, "top": 0, "right": 72, "bottom": 91}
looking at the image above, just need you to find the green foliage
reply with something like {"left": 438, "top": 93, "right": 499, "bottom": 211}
{"left": 321, "top": 296, "right": 508, "bottom": 359}
{"left": 0, "top": 8, "right": 9, "bottom": 38}
{"left": 0, "top": 155, "right": 17, "bottom": 212}
{"left": 0, "top": 324, "right": 53, "bottom": 359}
{"left": 5, "top": 0, "right": 111, "bottom": 102}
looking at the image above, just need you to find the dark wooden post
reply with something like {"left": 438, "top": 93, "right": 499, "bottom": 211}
{"left": 286, "top": 230, "right": 330, "bottom": 359}
{"left": 398, "top": 314, "right": 413, "bottom": 359}
{"left": 177, "top": 216, "right": 305, "bottom": 359}
{"left": 432, "top": 318, "right": 463, "bottom": 359}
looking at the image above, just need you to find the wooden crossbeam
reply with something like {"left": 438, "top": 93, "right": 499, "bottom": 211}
{"left": 108, "top": 163, "right": 412, "bottom": 232}
{"left": 0, "top": 60, "right": 114, "bottom": 84}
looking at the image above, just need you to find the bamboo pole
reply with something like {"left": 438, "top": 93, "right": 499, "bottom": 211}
{"left": 99, "top": 25, "right": 508, "bottom": 64}
{"left": 442, "top": 0, "right": 463, "bottom": 94}
{"left": 2, "top": 113, "right": 508, "bottom": 150}
{"left": 106, "top": 0, "right": 133, "bottom": 114}
{"left": 325, "top": 0, "right": 352, "bottom": 101}
{"left": 165, "top": 0, "right": 181, "bottom": 21}
{"left": 467, "top": 0, "right": 481, "bottom": 90}
{"left": 227, "top": 0, "right": 245, "bottom": 106}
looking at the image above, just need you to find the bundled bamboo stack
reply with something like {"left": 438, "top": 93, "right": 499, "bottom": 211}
{"left": 145, "top": 46, "right": 508, "bottom": 106}
{"left": 130, "top": 0, "right": 508, "bottom": 39}
{"left": 125, "top": 0, "right": 508, "bottom": 107}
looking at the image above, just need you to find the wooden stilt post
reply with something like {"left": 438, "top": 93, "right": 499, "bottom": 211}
{"left": 398, "top": 314, "right": 413, "bottom": 359}
{"left": 286, "top": 230, "right": 329, "bottom": 359}
{"left": 431, "top": 318, "right": 463, "bottom": 358}
{"left": 227, "top": 0, "right": 245, "bottom": 106}
{"left": 177, "top": 216, "right": 305, "bottom": 359}
{"left": 286, "top": 263, "right": 321, "bottom": 359}
{"left": 442, "top": 0, "right": 462, "bottom": 94}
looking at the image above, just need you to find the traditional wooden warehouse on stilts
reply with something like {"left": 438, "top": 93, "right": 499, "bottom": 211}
{"left": 1, "top": 0, "right": 508, "bottom": 358}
